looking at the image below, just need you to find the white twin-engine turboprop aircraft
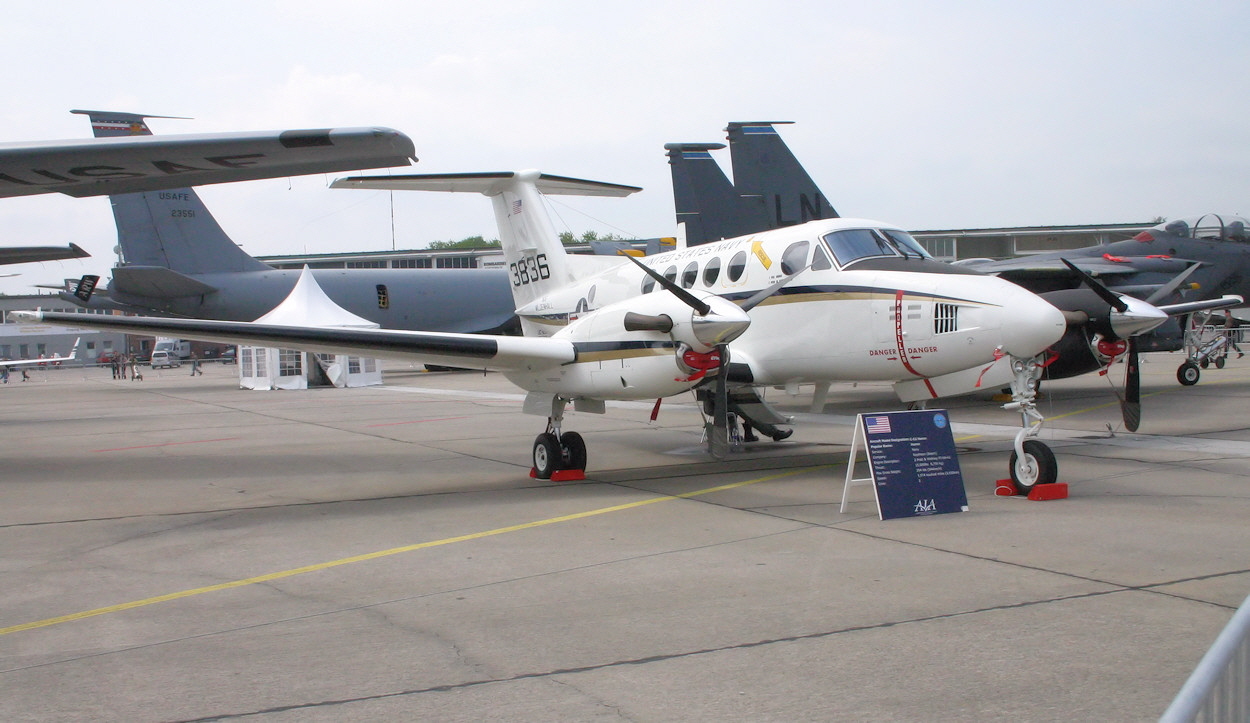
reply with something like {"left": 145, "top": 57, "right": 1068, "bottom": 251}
{"left": 20, "top": 170, "right": 1085, "bottom": 489}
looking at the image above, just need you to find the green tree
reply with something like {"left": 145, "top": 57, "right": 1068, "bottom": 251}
{"left": 427, "top": 235, "right": 500, "bottom": 250}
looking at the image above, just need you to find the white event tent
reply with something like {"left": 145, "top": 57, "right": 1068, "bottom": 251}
{"left": 238, "top": 267, "right": 383, "bottom": 390}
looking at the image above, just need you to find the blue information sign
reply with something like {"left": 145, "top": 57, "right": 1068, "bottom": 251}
{"left": 860, "top": 409, "right": 967, "bottom": 520}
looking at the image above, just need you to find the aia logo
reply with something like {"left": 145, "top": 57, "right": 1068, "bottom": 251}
{"left": 914, "top": 498, "right": 937, "bottom": 514}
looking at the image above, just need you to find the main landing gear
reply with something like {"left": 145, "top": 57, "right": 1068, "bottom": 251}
{"left": 1004, "top": 354, "right": 1058, "bottom": 494}
{"left": 531, "top": 396, "right": 587, "bottom": 480}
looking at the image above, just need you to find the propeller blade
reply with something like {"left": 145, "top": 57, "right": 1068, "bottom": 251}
{"left": 1122, "top": 337, "right": 1141, "bottom": 432}
{"left": 708, "top": 343, "right": 732, "bottom": 459}
{"left": 1144, "top": 262, "right": 1203, "bottom": 305}
{"left": 620, "top": 253, "right": 711, "bottom": 316}
{"left": 739, "top": 265, "right": 810, "bottom": 312}
{"left": 1061, "top": 258, "right": 1128, "bottom": 313}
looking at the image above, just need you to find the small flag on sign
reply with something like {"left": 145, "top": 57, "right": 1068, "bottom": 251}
{"left": 865, "top": 416, "right": 891, "bottom": 434}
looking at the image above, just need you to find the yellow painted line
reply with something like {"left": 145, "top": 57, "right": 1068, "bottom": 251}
{"left": 1, "top": 467, "right": 823, "bottom": 637}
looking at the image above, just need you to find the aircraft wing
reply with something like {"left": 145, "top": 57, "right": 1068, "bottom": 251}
{"left": 14, "top": 312, "right": 573, "bottom": 371}
{"left": 0, "top": 243, "right": 89, "bottom": 265}
{"left": 966, "top": 254, "right": 1196, "bottom": 278}
{"left": 0, "top": 128, "right": 416, "bottom": 199}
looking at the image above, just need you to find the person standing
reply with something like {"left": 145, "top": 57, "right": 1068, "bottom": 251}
{"left": 1226, "top": 312, "right": 1244, "bottom": 359}
{"left": 189, "top": 353, "right": 203, "bottom": 376}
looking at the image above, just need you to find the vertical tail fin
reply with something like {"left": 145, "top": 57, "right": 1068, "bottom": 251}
{"left": 70, "top": 109, "right": 270, "bottom": 274}
{"left": 329, "top": 170, "right": 640, "bottom": 311}
{"left": 664, "top": 143, "right": 767, "bottom": 246}
{"left": 726, "top": 121, "right": 837, "bottom": 228}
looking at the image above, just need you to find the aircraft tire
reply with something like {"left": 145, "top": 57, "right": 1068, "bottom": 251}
{"left": 1177, "top": 362, "right": 1201, "bottom": 386}
{"left": 533, "top": 433, "right": 562, "bottom": 479}
{"left": 1009, "top": 440, "right": 1057, "bottom": 494}
{"left": 560, "top": 431, "right": 587, "bottom": 471}
{"left": 1216, "top": 356, "right": 1227, "bottom": 369}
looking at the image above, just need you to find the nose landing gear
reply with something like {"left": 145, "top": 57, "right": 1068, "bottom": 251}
{"left": 1004, "top": 354, "right": 1058, "bottom": 493}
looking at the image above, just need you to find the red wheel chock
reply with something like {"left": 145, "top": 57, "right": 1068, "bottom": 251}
{"left": 529, "top": 468, "right": 586, "bottom": 481}
{"left": 995, "top": 479, "right": 1069, "bottom": 500}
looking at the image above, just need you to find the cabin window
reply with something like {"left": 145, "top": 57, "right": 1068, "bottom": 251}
{"left": 727, "top": 251, "right": 747, "bottom": 282}
{"left": 641, "top": 274, "right": 656, "bottom": 294}
{"left": 681, "top": 261, "right": 698, "bottom": 288}
{"left": 703, "top": 256, "right": 722, "bottom": 286}
{"left": 881, "top": 229, "right": 932, "bottom": 259}
{"left": 822, "top": 229, "right": 893, "bottom": 266}
{"left": 781, "top": 241, "right": 810, "bottom": 275}
{"left": 376, "top": 284, "right": 389, "bottom": 309}
{"left": 662, "top": 266, "right": 677, "bottom": 283}
{"left": 811, "top": 245, "right": 832, "bottom": 271}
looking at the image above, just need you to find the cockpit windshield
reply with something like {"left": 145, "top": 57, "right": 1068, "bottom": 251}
{"left": 1153, "top": 214, "right": 1249, "bottom": 242}
{"left": 821, "top": 227, "right": 933, "bottom": 267}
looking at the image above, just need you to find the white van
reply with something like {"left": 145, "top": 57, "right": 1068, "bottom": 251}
{"left": 150, "top": 351, "right": 181, "bottom": 369}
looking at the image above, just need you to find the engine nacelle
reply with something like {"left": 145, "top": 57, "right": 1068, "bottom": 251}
{"left": 500, "top": 291, "right": 748, "bottom": 400}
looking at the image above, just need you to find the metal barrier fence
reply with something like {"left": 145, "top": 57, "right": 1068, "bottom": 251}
{"left": 1161, "top": 594, "right": 1250, "bottom": 722}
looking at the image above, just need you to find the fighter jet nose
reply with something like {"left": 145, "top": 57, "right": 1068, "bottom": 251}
{"left": 1110, "top": 296, "right": 1169, "bottom": 339}
{"left": 1000, "top": 289, "right": 1068, "bottom": 358}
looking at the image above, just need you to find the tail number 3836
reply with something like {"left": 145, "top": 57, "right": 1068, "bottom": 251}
{"left": 510, "top": 254, "right": 550, "bottom": 287}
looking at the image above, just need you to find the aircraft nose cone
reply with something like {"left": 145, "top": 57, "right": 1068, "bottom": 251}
{"left": 1000, "top": 288, "right": 1068, "bottom": 358}
{"left": 1110, "top": 296, "right": 1169, "bottom": 339}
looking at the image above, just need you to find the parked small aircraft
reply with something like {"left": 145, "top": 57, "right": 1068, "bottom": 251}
{"left": 0, "top": 338, "right": 80, "bottom": 369}
{"left": 54, "top": 110, "right": 517, "bottom": 335}
{"left": 666, "top": 122, "right": 1243, "bottom": 429}
{"left": 21, "top": 169, "right": 1106, "bottom": 492}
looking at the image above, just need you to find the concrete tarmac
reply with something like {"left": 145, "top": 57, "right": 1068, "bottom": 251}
{"left": 2, "top": 354, "right": 1248, "bottom": 721}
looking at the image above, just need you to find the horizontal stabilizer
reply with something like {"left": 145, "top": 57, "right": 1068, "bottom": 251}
{"left": 0, "top": 127, "right": 416, "bottom": 199}
{"left": 331, "top": 171, "right": 640, "bottom": 198}
{"left": 110, "top": 266, "right": 219, "bottom": 298}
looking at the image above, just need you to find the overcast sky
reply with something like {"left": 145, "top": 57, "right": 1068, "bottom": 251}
{"left": 0, "top": 0, "right": 1247, "bottom": 295}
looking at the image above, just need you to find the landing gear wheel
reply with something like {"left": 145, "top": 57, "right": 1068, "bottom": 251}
{"left": 1009, "top": 440, "right": 1057, "bottom": 494}
{"left": 560, "top": 431, "right": 587, "bottom": 471}
{"left": 1216, "top": 356, "right": 1227, "bottom": 369}
{"left": 1200, "top": 358, "right": 1210, "bottom": 369}
{"left": 1177, "top": 361, "right": 1201, "bottom": 386}
{"left": 533, "top": 433, "right": 562, "bottom": 480}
